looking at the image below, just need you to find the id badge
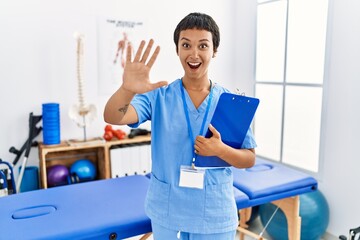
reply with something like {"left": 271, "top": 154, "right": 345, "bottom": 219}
{"left": 179, "top": 165, "right": 205, "bottom": 189}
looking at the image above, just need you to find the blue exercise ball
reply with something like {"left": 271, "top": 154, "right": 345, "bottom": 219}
{"left": 240, "top": 206, "right": 259, "bottom": 224}
{"left": 259, "top": 190, "right": 329, "bottom": 240}
{"left": 69, "top": 159, "right": 97, "bottom": 183}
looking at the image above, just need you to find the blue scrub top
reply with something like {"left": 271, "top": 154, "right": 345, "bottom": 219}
{"left": 129, "top": 79, "right": 257, "bottom": 234}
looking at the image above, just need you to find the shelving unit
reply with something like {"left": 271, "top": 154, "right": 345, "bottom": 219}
{"left": 38, "top": 135, "right": 151, "bottom": 189}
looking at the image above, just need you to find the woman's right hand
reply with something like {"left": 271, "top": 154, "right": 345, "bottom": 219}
{"left": 121, "top": 39, "right": 168, "bottom": 94}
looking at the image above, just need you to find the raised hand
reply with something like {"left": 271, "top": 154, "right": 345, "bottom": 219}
{"left": 121, "top": 39, "right": 168, "bottom": 94}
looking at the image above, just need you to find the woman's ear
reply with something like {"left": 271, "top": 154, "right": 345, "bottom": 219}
{"left": 212, "top": 52, "right": 216, "bottom": 58}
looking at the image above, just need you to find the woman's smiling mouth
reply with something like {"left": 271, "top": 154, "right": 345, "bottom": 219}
{"left": 188, "top": 62, "right": 201, "bottom": 69}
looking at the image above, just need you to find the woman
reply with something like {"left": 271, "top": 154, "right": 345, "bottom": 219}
{"left": 104, "top": 12, "right": 256, "bottom": 240}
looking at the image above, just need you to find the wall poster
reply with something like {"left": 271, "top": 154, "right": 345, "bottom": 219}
{"left": 97, "top": 17, "right": 146, "bottom": 95}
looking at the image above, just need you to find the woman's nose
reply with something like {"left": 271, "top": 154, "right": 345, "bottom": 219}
{"left": 190, "top": 48, "right": 199, "bottom": 58}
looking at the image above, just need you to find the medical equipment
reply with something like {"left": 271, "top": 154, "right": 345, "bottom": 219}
{"left": 8, "top": 112, "right": 42, "bottom": 193}
{"left": 47, "top": 165, "right": 70, "bottom": 187}
{"left": 0, "top": 175, "right": 151, "bottom": 239}
{"left": 0, "top": 158, "right": 318, "bottom": 240}
{"left": 68, "top": 159, "right": 97, "bottom": 183}
{"left": 0, "top": 159, "right": 16, "bottom": 196}
{"left": 233, "top": 158, "right": 318, "bottom": 240}
{"left": 340, "top": 226, "right": 360, "bottom": 240}
{"left": 69, "top": 32, "right": 97, "bottom": 141}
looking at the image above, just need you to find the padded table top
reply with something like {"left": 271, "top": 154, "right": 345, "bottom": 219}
{"left": 0, "top": 159, "right": 319, "bottom": 239}
{"left": 232, "top": 158, "right": 318, "bottom": 208}
{"left": 0, "top": 175, "right": 151, "bottom": 240}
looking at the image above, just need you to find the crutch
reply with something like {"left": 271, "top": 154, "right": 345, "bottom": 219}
{"left": 9, "top": 125, "right": 42, "bottom": 166}
{"left": 16, "top": 112, "right": 42, "bottom": 193}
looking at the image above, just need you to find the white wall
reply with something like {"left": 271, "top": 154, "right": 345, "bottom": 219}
{"left": 0, "top": 0, "right": 359, "bottom": 237}
{"left": 0, "top": 0, "right": 245, "bottom": 165}
{"left": 319, "top": 0, "right": 360, "bottom": 236}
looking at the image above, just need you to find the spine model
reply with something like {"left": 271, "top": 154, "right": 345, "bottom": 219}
{"left": 69, "top": 32, "right": 97, "bottom": 141}
{"left": 75, "top": 33, "right": 87, "bottom": 114}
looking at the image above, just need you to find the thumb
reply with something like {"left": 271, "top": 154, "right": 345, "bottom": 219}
{"left": 209, "top": 124, "right": 221, "bottom": 139}
{"left": 149, "top": 81, "right": 168, "bottom": 90}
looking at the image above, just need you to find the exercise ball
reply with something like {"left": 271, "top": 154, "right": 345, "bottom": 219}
{"left": 69, "top": 159, "right": 97, "bottom": 183}
{"left": 248, "top": 205, "right": 260, "bottom": 223}
{"left": 47, "top": 165, "right": 69, "bottom": 187}
{"left": 259, "top": 190, "right": 329, "bottom": 240}
{"left": 238, "top": 206, "right": 259, "bottom": 224}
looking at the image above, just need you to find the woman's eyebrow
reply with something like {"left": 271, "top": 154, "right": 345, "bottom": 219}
{"left": 180, "top": 37, "right": 210, "bottom": 42}
{"left": 180, "top": 37, "right": 191, "bottom": 41}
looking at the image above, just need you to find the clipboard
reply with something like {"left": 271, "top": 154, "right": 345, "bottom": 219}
{"left": 195, "top": 93, "right": 259, "bottom": 168}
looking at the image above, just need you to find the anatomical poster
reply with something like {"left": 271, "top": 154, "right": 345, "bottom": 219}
{"left": 97, "top": 17, "right": 146, "bottom": 95}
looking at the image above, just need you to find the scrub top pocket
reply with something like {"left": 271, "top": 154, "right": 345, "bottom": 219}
{"left": 204, "top": 181, "right": 237, "bottom": 223}
{"left": 169, "top": 187, "right": 206, "bottom": 219}
{"left": 145, "top": 174, "right": 171, "bottom": 218}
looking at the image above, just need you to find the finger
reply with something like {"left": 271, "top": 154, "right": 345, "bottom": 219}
{"left": 140, "top": 39, "right": 154, "bottom": 63}
{"left": 133, "top": 40, "right": 146, "bottom": 62}
{"left": 194, "top": 146, "right": 200, "bottom": 154}
{"left": 126, "top": 43, "right": 133, "bottom": 62}
{"left": 196, "top": 136, "right": 205, "bottom": 142}
{"left": 146, "top": 46, "right": 160, "bottom": 68}
{"left": 209, "top": 124, "right": 221, "bottom": 138}
{"left": 195, "top": 138, "right": 206, "bottom": 151}
{"left": 148, "top": 81, "right": 168, "bottom": 91}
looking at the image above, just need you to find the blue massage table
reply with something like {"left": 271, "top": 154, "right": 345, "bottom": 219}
{"left": 0, "top": 158, "right": 317, "bottom": 240}
{"left": 232, "top": 157, "right": 318, "bottom": 240}
{"left": 0, "top": 175, "right": 152, "bottom": 240}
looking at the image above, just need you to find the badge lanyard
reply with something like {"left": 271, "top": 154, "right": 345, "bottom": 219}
{"left": 180, "top": 79, "right": 213, "bottom": 168}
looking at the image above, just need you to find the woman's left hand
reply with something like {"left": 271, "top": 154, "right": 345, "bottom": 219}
{"left": 194, "top": 124, "right": 224, "bottom": 157}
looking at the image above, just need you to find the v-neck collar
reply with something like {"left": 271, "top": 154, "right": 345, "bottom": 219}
{"left": 181, "top": 79, "right": 213, "bottom": 114}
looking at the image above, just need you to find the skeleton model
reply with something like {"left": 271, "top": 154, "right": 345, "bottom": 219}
{"left": 69, "top": 32, "right": 97, "bottom": 141}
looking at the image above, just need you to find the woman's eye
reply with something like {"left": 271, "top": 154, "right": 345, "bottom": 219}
{"left": 200, "top": 44, "right": 208, "bottom": 49}
{"left": 182, "top": 43, "right": 190, "bottom": 48}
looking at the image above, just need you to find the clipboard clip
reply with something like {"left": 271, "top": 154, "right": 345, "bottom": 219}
{"left": 235, "top": 88, "right": 246, "bottom": 96}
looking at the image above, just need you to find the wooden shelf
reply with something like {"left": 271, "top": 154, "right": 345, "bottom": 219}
{"left": 38, "top": 135, "right": 151, "bottom": 189}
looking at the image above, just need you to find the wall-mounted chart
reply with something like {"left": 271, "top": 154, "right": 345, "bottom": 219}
{"left": 97, "top": 17, "right": 146, "bottom": 95}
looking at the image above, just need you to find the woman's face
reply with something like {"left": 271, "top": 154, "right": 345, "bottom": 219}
{"left": 177, "top": 29, "right": 214, "bottom": 81}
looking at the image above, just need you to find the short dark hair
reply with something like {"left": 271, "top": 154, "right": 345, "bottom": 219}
{"left": 173, "top": 12, "right": 220, "bottom": 53}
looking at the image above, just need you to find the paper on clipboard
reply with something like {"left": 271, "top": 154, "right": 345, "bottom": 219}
{"left": 195, "top": 92, "right": 259, "bottom": 168}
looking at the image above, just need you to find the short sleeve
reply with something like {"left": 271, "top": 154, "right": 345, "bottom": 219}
{"left": 128, "top": 93, "right": 153, "bottom": 128}
{"left": 241, "top": 127, "right": 257, "bottom": 149}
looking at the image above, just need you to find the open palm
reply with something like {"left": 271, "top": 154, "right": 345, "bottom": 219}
{"left": 122, "top": 39, "right": 168, "bottom": 94}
